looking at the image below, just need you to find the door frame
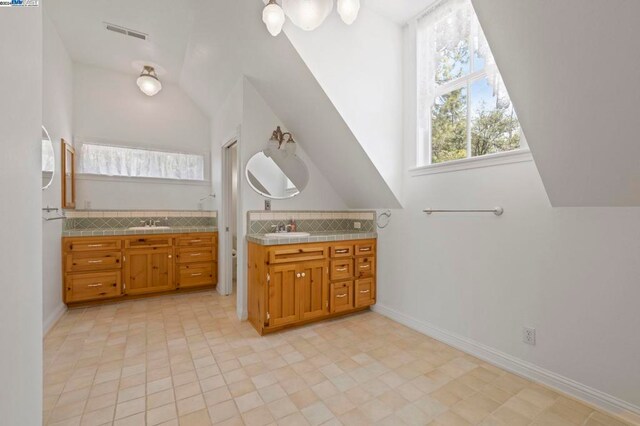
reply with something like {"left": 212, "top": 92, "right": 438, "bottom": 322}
{"left": 220, "top": 134, "right": 239, "bottom": 298}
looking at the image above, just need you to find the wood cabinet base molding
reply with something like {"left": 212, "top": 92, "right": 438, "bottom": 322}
{"left": 63, "top": 232, "right": 217, "bottom": 306}
{"left": 248, "top": 239, "right": 376, "bottom": 335}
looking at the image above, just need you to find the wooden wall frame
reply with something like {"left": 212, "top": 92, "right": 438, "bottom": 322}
{"left": 61, "top": 139, "right": 76, "bottom": 209}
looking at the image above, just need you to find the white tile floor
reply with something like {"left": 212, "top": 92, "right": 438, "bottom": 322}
{"left": 43, "top": 290, "right": 632, "bottom": 426}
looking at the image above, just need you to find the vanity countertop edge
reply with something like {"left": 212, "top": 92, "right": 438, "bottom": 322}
{"left": 62, "top": 226, "right": 218, "bottom": 237}
{"left": 247, "top": 232, "right": 377, "bottom": 246}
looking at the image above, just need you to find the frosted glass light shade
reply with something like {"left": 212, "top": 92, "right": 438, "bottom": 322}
{"left": 136, "top": 66, "right": 162, "bottom": 96}
{"left": 337, "top": 0, "right": 360, "bottom": 25}
{"left": 263, "top": 1, "right": 285, "bottom": 36}
{"left": 282, "top": 0, "right": 333, "bottom": 31}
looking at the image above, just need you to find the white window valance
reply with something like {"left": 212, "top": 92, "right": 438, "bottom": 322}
{"left": 78, "top": 143, "right": 205, "bottom": 181}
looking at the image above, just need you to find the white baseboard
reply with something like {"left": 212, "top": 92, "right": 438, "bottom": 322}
{"left": 43, "top": 303, "right": 67, "bottom": 337}
{"left": 372, "top": 303, "right": 640, "bottom": 425}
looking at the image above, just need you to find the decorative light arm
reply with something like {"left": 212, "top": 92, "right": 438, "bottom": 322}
{"left": 270, "top": 126, "right": 295, "bottom": 149}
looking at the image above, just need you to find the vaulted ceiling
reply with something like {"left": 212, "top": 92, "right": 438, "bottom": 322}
{"left": 46, "top": 0, "right": 405, "bottom": 208}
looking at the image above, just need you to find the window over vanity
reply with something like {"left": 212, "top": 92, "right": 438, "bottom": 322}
{"left": 78, "top": 142, "right": 207, "bottom": 182}
{"left": 415, "top": 0, "right": 526, "bottom": 170}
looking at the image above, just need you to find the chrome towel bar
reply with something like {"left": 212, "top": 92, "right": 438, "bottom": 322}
{"left": 423, "top": 207, "right": 504, "bottom": 216}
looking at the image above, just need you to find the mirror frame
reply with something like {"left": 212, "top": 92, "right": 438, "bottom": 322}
{"left": 41, "top": 125, "right": 55, "bottom": 190}
{"left": 61, "top": 139, "right": 76, "bottom": 209}
{"left": 245, "top": 150, "right": 309, "bottom": 200}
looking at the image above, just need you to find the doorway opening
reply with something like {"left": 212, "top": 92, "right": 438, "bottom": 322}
{"left": 221, "top": 139, "right": 239, "bottom": 298}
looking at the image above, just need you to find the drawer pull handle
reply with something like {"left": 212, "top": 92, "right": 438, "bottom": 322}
{"left": 87, "top": 244, "right": 103, "bottom": 248}
{"left": 191, "top": 273, "right": 202, "bottom": 277}
{"left": 360, "top": 247, "right": 371, "bottom": 252}
{"left": 336, "top": 294, "right": 347, "bottom": 298}
{"left": 360, "top": 289, "right": 370, "bottom": 294}
{"left": 190, "top": 253, "right": 202, "bottom": 256}
{"left": 88, "top": 260, "right": 103, "bottom": 264}
{"left": 360, "top": 265, "right": 370, "bottom": 269}
{"left": 336, "top": 249, "right": 348, "bottom": 254}
{"left": 336, "top": 267, "right": 348, "bottom": 272}
{"left": 190, "top": 239, "right": 202, "bottom": 243}
{"left": 87, "top": 283, "right": 103, "bottom": 287}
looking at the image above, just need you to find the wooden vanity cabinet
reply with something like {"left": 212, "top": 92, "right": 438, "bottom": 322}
{"left": 248, "top": 238, "right": 376, "bottom": 334}
{"left": 63, "top": 232, "right": 217, "bottom": 305}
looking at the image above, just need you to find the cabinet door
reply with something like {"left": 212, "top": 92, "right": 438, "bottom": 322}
{"left": 267, "top": 263, "right": 299, "bottom": 327}
{"left": 299, "top": 260, "right": 329, "bottom": 321}
{"left": 124, "top": 248, "right": 174, "bottom": 295}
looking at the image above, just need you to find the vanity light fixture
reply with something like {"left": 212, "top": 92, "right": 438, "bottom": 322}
{"left": 136, "top": 65, "right": 162, "bottom": 96}
{"left": 267, "top": 126, "right": 296, "bottom": 156}
{"left": 262, "top": 0, "right": 360, "bottom": 36}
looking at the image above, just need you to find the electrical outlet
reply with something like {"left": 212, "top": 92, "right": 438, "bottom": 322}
{"left": 522, "top": 327, "right": 536, "bottom": 345}
{"left": 353, "top": 221, "right": 361, "bottom": 229}
{"left": 264, "top": 200, "right": 271, "bottom": 211}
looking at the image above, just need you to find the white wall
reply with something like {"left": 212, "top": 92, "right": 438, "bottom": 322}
{"left": 0, "top": 6, "right": 43, "bottom": 425}
{"left": 211, "top": 77, "right": 347, "bottom": 318}
{"left": 373, "top": 22, "right": 640, "bottom": 420}
{"left": 73, "top": 63, "right": 212, "bottom": 210}
{"left": 42, "top": 11, "right": 73, "bottom": 334}
{"left": 284, "top": 6, "right": 405, "bottom": 202}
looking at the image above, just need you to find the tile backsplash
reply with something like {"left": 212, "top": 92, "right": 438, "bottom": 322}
{"left": 247, "top": 211, "right": 375, "bottom": 234}
{"left": 64, "top": 210, "right": 217, "bottom": 230}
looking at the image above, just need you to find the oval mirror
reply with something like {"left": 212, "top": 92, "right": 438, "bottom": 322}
{"left": 245, "top": 150, "right": 309, "bottom": 199}
{"left": 42, "top": 126, "right": 55, "bottom": 190}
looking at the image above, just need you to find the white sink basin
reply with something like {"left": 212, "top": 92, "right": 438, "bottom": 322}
{"left": 128, "top": 226, "right": 171, "bottom": 231}
{"left": 264, "top": 232, "right": 310, "bottom": 238}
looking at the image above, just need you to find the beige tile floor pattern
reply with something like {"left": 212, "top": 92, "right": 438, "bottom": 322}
{"left": 43, "top": 290, "right": 633, "bottom": 426}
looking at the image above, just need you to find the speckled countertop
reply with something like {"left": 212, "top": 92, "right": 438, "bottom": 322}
{"left": 62, "top": 226, "right": 218, "bottom": 237}
{"left": 246, "top": 231, "right": 377, "bottom": 246}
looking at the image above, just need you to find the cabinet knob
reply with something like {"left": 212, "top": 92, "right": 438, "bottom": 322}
{"left": 301, "top": 272, "right": 306, "bottom": 277}
{"left": 296, "top": 273, "right": 301, "bottom": 278}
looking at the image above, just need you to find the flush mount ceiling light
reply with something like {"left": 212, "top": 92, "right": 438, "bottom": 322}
{"left": 136, "top": 65, "right": 162, "bottom": 96}
{"left": 262, "top": 0, "right": 360, "bottom": 36}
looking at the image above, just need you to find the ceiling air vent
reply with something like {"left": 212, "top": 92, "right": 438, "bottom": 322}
{"left": 104, "top": 22, "right": 148, "bottom": 41}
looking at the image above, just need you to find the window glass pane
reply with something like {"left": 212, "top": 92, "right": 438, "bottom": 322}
{"left": 431, "top": 86, "right": 468, "bottom": 163}
{"left": 470, "top": 76, "right": 521, "bottom": 157}
{"left": 79, "top": 143, "right": 205, "bottom": 181}
{"left": 472, "top": 14, "right": 491, "bottom": 72}
{"left": 434, "top": 7, "right": 471, "bottom": 85}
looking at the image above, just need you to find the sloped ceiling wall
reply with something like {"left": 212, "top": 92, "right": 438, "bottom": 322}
{"left": 472, "top": 0, "right": 640, "bottom": 207}
{"left": 180, "top": 0, "right": 401, "bottom": 208}
{"left": 284, "top": 8, "right": 404, "bottom": 202}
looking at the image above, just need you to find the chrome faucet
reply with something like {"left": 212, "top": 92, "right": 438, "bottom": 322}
{"left": 271, "top": 223, "right": 290, "bottom": 233}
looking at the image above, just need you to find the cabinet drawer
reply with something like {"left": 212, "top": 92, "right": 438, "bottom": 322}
{"left": 268, "top": 246, "right": 327, "bottom": 264}
{"left": 356, "top": 256, "right": 375, "bottom": 277}
{"left": 176, "top": 235, "right": 214, "bottom": 247}
{"left": 176, "top": 246, "right": 215, "bottom": 263}
{"left": 355, "top": 277, "right": 375, "bottom": 307}
{"left": 330, "top": 281, "right": 354, "bottom": 313}
{"left": 330, "top": 259, "right": 354, "bottom": 281}
{"left": 65, "top": 271, "right": 121, "bottom": 303}
{"left": 177, "top": 263, "right": 214, "bottom": 288}
{"left": 125, "top": 236, "right": 172, "bottom": 248}
{"left": 65, "top": 251, "right": 121, "bottom": 273}
{"left": 65, "top": 239, "right": 121, "bottom": 252}
{"left": 355, "top": 241, "right": 375, "bottom": 256}
{"left": 330, "top": 244, "right": 353, "bottom": 258}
